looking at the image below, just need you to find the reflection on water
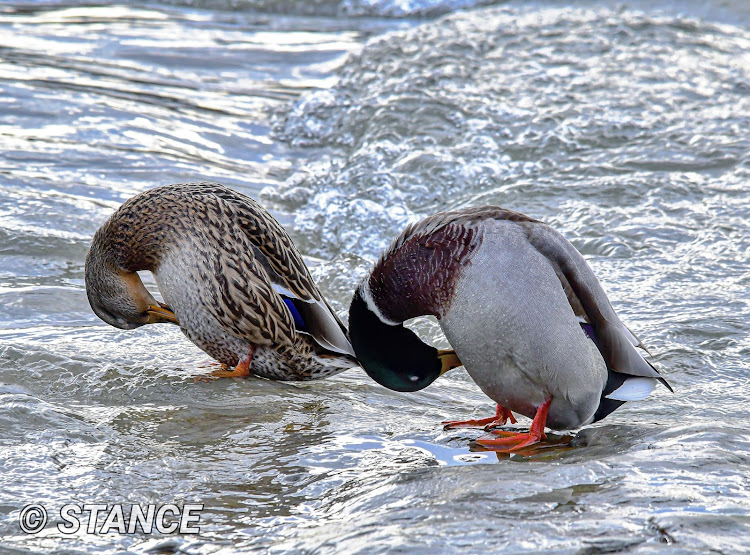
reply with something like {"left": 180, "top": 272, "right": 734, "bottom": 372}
{"left": 1, "top": 0, "right": 750, "bottom": 552}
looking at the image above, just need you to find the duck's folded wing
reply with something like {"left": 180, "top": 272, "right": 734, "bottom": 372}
{"left": 526, "top": 222, "right": 672, "bottom": 391}
{"left": 182, "top": 182, "right": 322, "bottom": 302}
{"left": 621, "top": 323, "right": 651, "bottom": 354}
{"left": 190, "top": 183, "right": 354, "bottom": 356}
{"left": 290, "top": 298, "right": 356, "bottom": 357}
{"left": 206, "top": 234, "right": 298, "bottom": 348}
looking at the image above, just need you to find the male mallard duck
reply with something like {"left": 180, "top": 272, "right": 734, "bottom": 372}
{"left": 85, "top": 182, "right": 357, "bottom": 380}
{"left": 348, "top": 206, "right": 672, "bottom": 450}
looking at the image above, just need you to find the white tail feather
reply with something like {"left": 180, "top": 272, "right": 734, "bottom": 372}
{"left": 605, "top": 377, "right": 657, "bottom": 401}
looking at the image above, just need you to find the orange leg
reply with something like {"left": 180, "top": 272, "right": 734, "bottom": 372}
{"left": 443, "top": 404, "right": 518, "bottom": 430}
{"left": 475, "top": 398, "right": 552, "bottom": 451}
{"left": 204, "top": 347, "right": 255, "bottom": 379}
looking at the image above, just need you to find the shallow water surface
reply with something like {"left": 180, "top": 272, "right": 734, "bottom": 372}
{"left": 0, "top": 0, "right": 749, "bottom": 552}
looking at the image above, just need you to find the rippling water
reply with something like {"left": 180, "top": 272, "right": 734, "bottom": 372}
{"left": 1, "top": 0, "right": 749, "bottom": 552}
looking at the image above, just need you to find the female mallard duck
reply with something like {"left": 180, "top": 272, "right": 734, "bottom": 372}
{"left": 85, "top": 182, "right": 357, "bottom": 380}
{"left": 348, "top": 206, "right": 672, "bottom": 450}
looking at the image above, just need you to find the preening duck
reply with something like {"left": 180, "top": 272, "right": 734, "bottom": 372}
{"left": 348, "top": 206, "right": 671, "bottom": 450}
{"left": 85, "top": 182, "right": 357, "bottom": 380}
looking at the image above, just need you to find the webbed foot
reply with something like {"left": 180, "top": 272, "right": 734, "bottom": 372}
{"left": 443, "top": 404, "right": 517, "bottom": 430}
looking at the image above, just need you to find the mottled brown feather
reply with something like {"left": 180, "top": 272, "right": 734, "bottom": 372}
{"left": 151, "top": 182, "right": 321, "bottom": 301}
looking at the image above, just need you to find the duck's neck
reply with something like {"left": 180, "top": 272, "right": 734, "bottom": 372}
{"left": 94, "top": 202, "right": 173, "bottom": 274}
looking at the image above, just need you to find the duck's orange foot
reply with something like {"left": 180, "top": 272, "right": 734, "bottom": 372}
{"left": 475, "top": 398, "right": 552, "bottom": 452}
{"left": 207, "top": 364, "right": 252, "bottom": 379}
{"left": 443, "top": 404, "right": 517, "bottom": 430}
{"left": 475, "top": 430, "right": 545, "bottom": 451}
{"left": 193, "top": 362, "right": 225, "bottom": 382}
{"left": 195, "top": 350, "right": 253, "bottom": 382}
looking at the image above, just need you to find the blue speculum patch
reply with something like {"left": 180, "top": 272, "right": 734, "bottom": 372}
{"left": 283, "top": 298, "right": 307, "bottom": 332}
{"left": 581, "top": 322, "right": 597, "bottom": 345}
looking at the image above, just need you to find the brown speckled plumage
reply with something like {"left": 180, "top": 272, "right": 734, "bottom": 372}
{"left": 86, "top": 182, "right": 356, "bottom": 380}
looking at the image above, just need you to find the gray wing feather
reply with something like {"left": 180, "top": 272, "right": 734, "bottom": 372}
{"left": 525, "top": 222, "right": 671, "bottom": 390}
{"left": 294, "top": 300, "right": 356, "bottom": 357}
